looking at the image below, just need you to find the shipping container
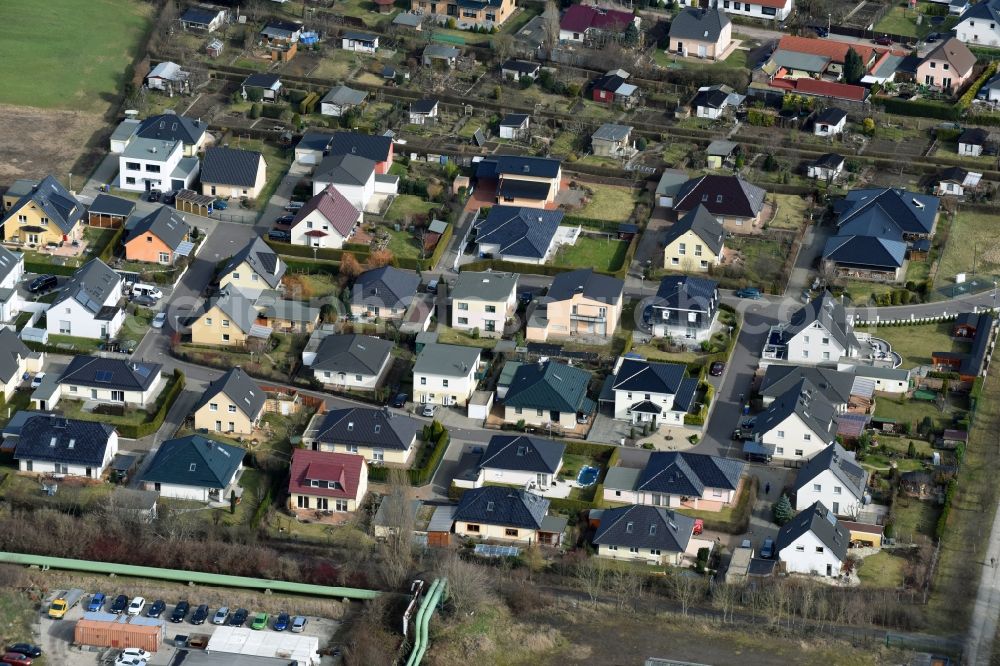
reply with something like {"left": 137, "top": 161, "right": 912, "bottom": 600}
{"left": 74, "top": 611, "right": 164, "bottom": 653}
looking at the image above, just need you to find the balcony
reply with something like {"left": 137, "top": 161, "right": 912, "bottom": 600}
{"left": 570, "top": 312, "right": 607, "bottom": 323}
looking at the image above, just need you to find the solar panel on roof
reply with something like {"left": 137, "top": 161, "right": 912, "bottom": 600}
{"left": 95, "top": 370, "right": 113, "bottom": 382}
{"left": 135, "top": 366, "right": 151, "bottom": 378}
{"left": 473, "top": 544, "right": 520, "bottom": 558}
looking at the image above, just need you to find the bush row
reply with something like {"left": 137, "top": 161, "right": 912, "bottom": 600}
{"left": 266, "top": 240, "right": 370, "bottom": 263}
{"left": 117, "top": 369, "right": 185, "bottom": 439}
{"left": 872, "top": 96, "right": 960, "bottom": 121}
{"left": 368, "top": 423, "right": 450, "bottom": 486}
{"left": 698, "top": 475, "right": 758, "bottom": 534}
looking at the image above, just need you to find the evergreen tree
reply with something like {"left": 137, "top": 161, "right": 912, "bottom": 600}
{"left": 772, "top": 493, "right": 794, "bottom": 525}
{"left": 844, "top": 48, "right": 864, "bottom": 84}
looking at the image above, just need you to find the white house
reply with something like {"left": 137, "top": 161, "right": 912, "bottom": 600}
{"left": 462, "top": 435, "right": 566, "bottom": 490}
{"left": 807, "top": 153, "right": 845, "bottom": 181}
{"left": 309, "top": 334, "right": 393, "bottom": 390}
{"left": 320, "top": 86, "right": 368, "bottom": 117}
{"left": 794, "top": 443, "right": 868, "bottom": 518}
{"left": 47, "top": 259, "right": 125, "bottom": 339}
{"left": 290, "top": 185, "right": 362, "bottom": 249}
{"left": 752, "top": 378, "right": 837, "bottom": 461}
{"left": 679, "top": 0, "right": 794, "bottom": 21}
{"left": 54, "top": 356, "right": 164, "bottom": 409}
{"left": 312, "top": 153, "right": 375, "bottom": 205}
{"left": 764, "top": 291, "right": 862, "bottom": 366}
{"left": 13, "top": 415, "right": 118, "bottom": 479}
{"left": 607, "top": 357, "right": 699, "bottom": 425}
{"left": 341, "top": 31, "right": 379, "bottom": 53}
{"left": 146, "top": 61, "right": 189, "bottom": 91}
{"left": 602, "top": 451, "right": 745, "bottom": 512}
{"left": 140, "top": 435, "right": 244, "bottom": 502}
{"left": 776, "top": 501, "right": 848, "bottom": 577}
{"left": 450, "top": 271, "right": 518, "bottom": 338}
{"left": 0, "top": 328, "right": 41, "bottom": 402}
{"left": 0, "top": 245, "right": 25, "bottom": 323}
{"left": 409, "top": 99, "right": 439, "bottom": 125}
{"left": 955, "top": 0, "right": 1000, "bottom": 47}
{"left": 413, "top": 342, "right": 481, "bottom": 407}
{"left": 499, "top": 113, "right": 530, "bottom": 141}
{"left": 118, "top": 137, "right": 199, "bottom": 194}
{"left": 958, "top": 127, "right": 988, "bottom": 157}
{"left": 814, "top": 108, "right": 847, "bottom": 137}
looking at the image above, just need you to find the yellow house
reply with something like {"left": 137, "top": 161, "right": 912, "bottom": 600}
{"left": 477, "top": 156, "right": 562, "bottom": 209}
{"left": 1, "top": 175, "right": 84, "bottom": 246}
{"left": 288, "top": 449, "right": 368, "bottom": 521}
{"left": 409, "top": 0, "right": 516, "bottom": 29}
{"left": 527, "top": 269, "right": 623, "bottom": 342}
{"left": 190, "top": 289, "right": 268, "bottom": 347}
{"left": 303, "top": 407, "right": 422, "bottom": 466}
{"left": 662, "top": 204, "right": 725, "bottom": 272}
{"left": 452, "top": 486, "right": 565, "bottom": 546}
{"left": 219, "top": 237, "right": 286, "bottom": 296}
{"left": 200, "top": 146, "right": 268, "bottom": 200}
{"left": 193, "top": 367, "right": 265, "bottom": 436}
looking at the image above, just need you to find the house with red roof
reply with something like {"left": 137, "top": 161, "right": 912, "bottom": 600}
{"left": 290, "top": 185, "right": 362, "bottom": 249}
{"left": 768, "top": 36, "right": 878, "bottom": 81}
{"left": 559, "top": 4, "right": 639, "bottom": 43}
{"left": 677, "top": 0, "right": 793, "bottom": 21}
{"left": 288, "top": 449, "right": 368, "bottom": 521}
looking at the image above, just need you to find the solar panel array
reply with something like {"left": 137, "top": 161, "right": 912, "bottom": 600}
{"left": 473, "top": 544, "right": 520, "bottom": 558}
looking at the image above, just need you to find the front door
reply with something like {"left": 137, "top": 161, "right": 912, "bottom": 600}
{"left": 676, "top": 40, "right": 683, "bottom": 54}
{"left": 537, "top": 473, "right": 547, "bottom": 487}
{"left": 698, "top": 44, "right": 707, "bottom": 58}
{"left": 550, "top": 410, "right": 559, "bottom": 422}
{"left": 832, "top": 501, "right": 840, "bottom": 515}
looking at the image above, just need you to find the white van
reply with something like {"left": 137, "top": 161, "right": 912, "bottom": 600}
{"left": 131, "top": 283, "right": 163, "bottom": 300}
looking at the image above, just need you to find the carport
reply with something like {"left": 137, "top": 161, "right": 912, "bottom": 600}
{"left": 175, "top": 189, "right": 215, "bottom": 216}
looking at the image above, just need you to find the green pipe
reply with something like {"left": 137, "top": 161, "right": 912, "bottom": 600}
{"left": 405, "top": 578, "right": 441, "bottom": 666}
{"left": 0, "top": 551, "right": 380, "bottom": 600}
{"left": 410, "top": 577, "right": 446, "bottom": 666}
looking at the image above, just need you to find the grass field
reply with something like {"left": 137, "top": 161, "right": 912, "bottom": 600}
{"left": 0, "top": 0, "right": 153, "bottom": 111}
{"left": 873, "top": 393, "right": 964, "bottom": 433}
{"left": 553, "top": 235, "right": 628, "bottom": 272}
{"left": 935, "top": 212, "right": 1000, "bottom": 287}
{"left": 384, "top": 194, "right": 438, "bottom": 223}
{"left": 874, "top": 2, "right": 955, "bottom": 39}
{"left": 574, "top": 183, "right": 639, "bottom": 221}
{"left": 383, "top": 226, "right": 423, "bottom": 260}
{"left": 768, "top": 193, "right": 811, "bottom": 230}
{"left": 871, "top": 321, "right": 965, "bottom": 368}
{"left": 857, "top": 551, "right": 907, "bottom": 588}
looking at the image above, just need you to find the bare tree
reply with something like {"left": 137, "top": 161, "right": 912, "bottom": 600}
{"left": 542, "top": 1, "right": 560, "bottom": 57}
{"left": 377, "top": 468, "right": 416, "bottom": 590}
{"left": 493, "top": 33, "right": 514, "bottom": 66}
{"left": 344, "top": 596, "right": 397, "bottom": 666}
{"left": 668, "top": 573, "right": 706, "bottom": 617}
{"left": 608, "top": 565, "right": 645, "bottom": 611}
{"left": 435, "top": 552, "right": 495, "bottom": 614}
{"left": 711, "top": 581, "right": 741, "bottom": 624}
{"left": 574, "top": 556, "right": 608, "bottom": 605}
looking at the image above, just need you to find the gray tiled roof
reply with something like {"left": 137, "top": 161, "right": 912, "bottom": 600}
{"left": 0, "top": 328, "right": 30, "bottom": 385}
{"left": 753, "top": 377, "right": 837, "bottom": 443}
{"left": 593, "top": 504, "right": 694, "bottom": 553}
{"left": 413, "top": 342, "right": 481, "bottom": 377}
{"left": 313, "top": 407, "right": 420, "bottom": 451}
{"left": 668, "top": 7, "right": 731, "bottom": 42}
{"left": 327, "top": 131, "right": 391, "bottom": 163}
{"left": 662, "top": 204, "right": 724, "bottom": 255}
{"left": 453, "top": 486, "right": 549, "bottom": 530}
{"left": 784, "top": 291, "right": 861, "bottom": 354}
{"left": 141, "top": 435, "right": 244, "bottom": 489}
{"left": 410, "top": 99, "right": 439, "bottom": 114}
{"left": 474, "top": 206, "right": 562, "bottom": 260}
{"left": 547, "top": 269, "right": 623, "bottom": 304}
{"left": 451, "top": 271, "right": 518, "bottom": 302}
{"left": 59, "top": 356, "right": 162, "bottom": 392}
{"left": 776, "top": 500, "right": 848, "bottom": 562}
{"left": 353, "top": 266, "right": 420, "bottom": 311}
{"left": 837, "top": 188, "right": 939, "bottom": 236}
{"left": 759, "top": 365, "right": 854, "bottom": 405}
{"left": 592, "top": 123, "right": 632, "bottom": 142}
{"left": 89, "top": 194, "right": 136, "bottom": 218}
{"left": 612, "top": 358, "right": 687, "bottom": 395}
{"left": 13, "top": 415, "right": 115, "bottom": 467}
{"left": 479, "top": 435, "right": 565, "bottom": 474}
{"left": 126, "top": 206, "right": 188, "bottom": 251}
{"left": 193, "top": 368, "right": 265, "bottom": 420}
{"left": 312, "top": 334, "right": 393, "bottom": 375}
{"left": 815, "top": 107, "right": 847, "bottom": 125}
{"left": 674, "top": 174, "right": 766, "bottom": 219}
{"left": 200, "top": 146, "right": 264, "bottom": 188}
{"left": 652, "top": 275, "right": 718, "bottom": 313}
{"left": 315, "top": 152, "right": 376, "bottom": 186}
{"left": 201, "top": 288, "right": 258, "bottom": 333}
{"left": 795, "top": 442, "right": 868, "bottom": 500}
{"left": 222, "top": 237, "right": 285, "bottom": 289}
{"left": 635, "top": 451, "right": 744, "bottom": 495}
{"left": 4, "top": 175, "right": 83, "bottom": 234}
{"left": 504, "top": 360, "right": 592, "bottom": 413}
{"left": 135, "top": 113, "right": 207, "bottom": 146}
{"left": 52, "top": 259, "right": 121, "bottom": 314}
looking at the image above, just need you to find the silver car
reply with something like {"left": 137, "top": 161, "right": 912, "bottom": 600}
{"left": 212, "top": 606, "right": 230, "bottom": 625}
{"left": 291, "top": 615, "right": 308, "bottom": 633}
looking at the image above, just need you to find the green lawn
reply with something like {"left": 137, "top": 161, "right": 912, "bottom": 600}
{"left": 119, "top": 308, "right": 154, "bottom": 346}
{"left": 382, "top": 226, "right": 424, "bottom": 261}
{"left": 574, "top": 183, "right": 639, "bottom": 222}
{"left": 553, "top": 235, "right": 628, "bottom": 272}
{"left": 935, "top": 212, "right": 1000, "bottom": 287}
{"left": 768, "top": 193, "right": 811, "bottom": 230}
{"left": 858, "top": 551, "right": 907, "bottom": 588}
{"left": 43, "top": 334, "right": 104, "bottom": 354}
{"left": 719, "top": 235, "right": 793, "bottom": 294}
{"left": 435, "top": 325, "right": 498, "bottom": 349}
{"left": 0, "top": 391, "right": 32, "bottom": 429}
{"left": 873, "top": 392, "right": 965, "bottom": 434}
{"left": 0, "top": 0, "right": 153, "bottom": 111}
{"left": 892, "top": 496, "right": 942, "bottom": 541}
{"left": 384, "top": 194, "right": 438, "bottom": 224}
{"left": 871, "top": 321, "right": 965, "bottom": 368}
{"left": 653, "top": 45, "right": 748, "bottom": 70}
{"left": 874, "top": 2, "right": 955, "bottom": 39}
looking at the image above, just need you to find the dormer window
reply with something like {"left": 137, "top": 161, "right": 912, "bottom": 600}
{"left": 487, "top": 501, "right": 495, "bottom": 511}
{"left": 189, "top": 463, "right": 197, "bottom": 472}
{"left": 311, "top": 479, "right": 319, "bottom": 487}
{"left": 347, "top": 422, "right": 354, "bottom": 431}
{"left": 626, "top": 521, "right": 634, "bottom": 533}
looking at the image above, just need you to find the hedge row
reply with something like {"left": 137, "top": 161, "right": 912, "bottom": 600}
{"left": 958, "top": 62, "right": 998, "bottom": 110}
{"left": 697, "top": 475, "right": 758, "bottom": 534}
{"left": 283, "top": 258, "right": 340, "bottom": 276}
{"left": 548, "top": 496, "right": 596, "bottom": 515}
{"left": 872, "top": 96, "right": 960, "bottom": 121}
{"left": 266, "top": 240, "right": 370, "bottom": 263}
{"left": 118, "top": 369, "right": 185, "bottom": 439}
{"left": 561, "top": 214, "right": 628, "bottom": 232}
{"left": 98, "top": 225, "right": 127, "bottom": 265}
{"left": 368, "top": 423, "right": 450, "bottom": 486}
{"left": 562, "top": 439, "right": 615, "bottom": 460}
{"left": 461, "top": 258, "right": 617, "bottom": 277}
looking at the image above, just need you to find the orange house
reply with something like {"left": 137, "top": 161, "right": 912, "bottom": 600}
{"left": 124, "top": 206, "right": 190, "bottom": 265}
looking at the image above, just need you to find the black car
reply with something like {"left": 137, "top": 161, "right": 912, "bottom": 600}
{"left": 813, "top": 26, "right": 829, "bottom": 37}
{"left": 147, "top": 189, "right": 161, "bottom": 203}
{"left": 709, "top": 361, "right": 725, "bottom": 377}
{"left": 519, "top": 291, "right": 534, "bottom": 306}
{"left": 275, "top": 214, "right": 295, "bottom": 225}
{"left": 162, "top": 191, "right": 176, "bottom": 206}
{"left": 6, "top": 644, "right": 40, "bottom": 658}
{"left": 925, "top": 32, "right": 943, "bottom": 43}
{"left": 131, "top": 294, "right": 158, "bottom": 307}
{"left": 390, "top": 392, "right": 408, "bottom": 408}
{"left": 170, "top": 600, "right": 191, "bottom": 623}
{"left": 268, "top": 229, "right": 292, "bottom": 242}
{"left": 229, "top": 608, "right": 249, "bottom": 627}
{"left": 27, "top": 274, "right": 58, "bottom": 293}
{"left": 191, "top": 604, "right": 210, "bottom": 625}
{"left": 147, "top": 600, "right": 166, "bottom": 618}
{"left": 109, "top": 595, "right": 129, "bottom": 614}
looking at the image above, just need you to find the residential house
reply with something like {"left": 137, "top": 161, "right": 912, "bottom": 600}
{"left": 501, "top": 60, "right": 541, "bottom": 81}
{"left": 413, "top": 342, "right": 481, "bottom": 407}
{"left": 978, "top": 71, "right": 1000, "bottom": 101}
{"left": 759, "top": 364, "right": 871, "bottom": 413}
{"left": 87, "top": 194, "right": 135, "bottom": 228}
{"left": 327, "top": 131, "right": 394, "bottom": 175}
{"left": 918, "top": 37, "right": 976, "bottom": 91}
{"left": 146, "top": 61, "right": 189, "bottom": 92}
{"left": 46, "top": 259, "right": 125, "bottom": 339}
{"left": 134, "top": 113, "right": 210, "bottom": 156}
{"left": 241, "top": 73, "right": 283, "bottom": 101}
{"left": 320, "top": 86, "right": 368, "bottom": 117}
{"left": 602, "top": 451, "right": 745, "bottom": 511}
{"left": 808, "top": 153, "right": 845, "bottom": 181}
{"left": 592, "top": 504, "right": 710, "bottom": 566}
{"left": 604, "top": 357, "right": 699, "bottom": 425}
{"left": 190, "top": 288, "right": 270, "bottom": 347}
{"left": 219, "top": 237, "right": 286, "bottom": 298}
{"left": 109, "top": 119, "right": 141, "bottom": 153}
{"left": 672, "top": 175, "right": 766, "bottom": 231}
{"left": 290, "top": 185, "right": 361, "bottom": 249}
{"left": 668, "top": 7, "right": 732, "bottom": 60}
{"left": 118, "top": 136, "right": 199, "bottom": 194}
{"left": 590, "top": 69, "right": 640, "bottom": 108}
{"left": 662, "top": 204, "right": 725, "bottom": 272}
{"left": 678, "top": 0, "right": 793, "bottom": 21}
{"left": 139, "top": 435, "right": 244, "bottom": 502}
{"left": 472, "top": 206, "right": 563, "bottom": 264}
{"left": 288, "top": 449, "right": 368, "bottom": 518}
{"left": 311, "top": 150, "right": 400, "bottom": 208}
{"left": 767, "top": 35, "right": 878, "bottom": 81}
{"left": 409, "top": 0, "right": 516, "bottom": 29}
{"left": 14, "top": 415, "right": 117, "bottom": 479}
{"left": 452, "top": 486, "right": 565, "bottom": 545}
{"left": 305, "top": 406, "right": 421, "bottom": 465}
{"left": 959, "top": 127, "right": 988, "bottom": 156}
{"left": 350, "top": 265, "right": 421, "bottom": 320}
{"left": 559, "top": 5, "right": 639, "bottom": 43}
{"left": 503, "top": 360, "right": 593, "bottom": 429}
{"left": 822, "top": 235, "right": 907, "bottom": 282}
{"left": 2, "top": 175, "right": 83, "bottom": 246}
{"left": 422, "top": 44, "right": 460, "bottom": 68}
{"left": 180, "top": 7, "right": 226, "bottom": 32}
{"left": 471, "top": 435, "right": 566, "bottom": 489}
{"left": 655, "top": 169, "right": 689, "bottom": 208}
{"left": 341, "top": 31, "right": 379, "bottom": 53}
{"left": 0, "top": 246, "right": 25, "bottom": 323}
{"left": 309, "top": 334, "right": 393, "bottom": 389}
{"left": 0, "top": 328, "right": 41, "bottom": 402}
{"left": 763, "top": 291, "right": 863, "bottom": 365}
{"left": 527, "top": 269, "right": 624, "bottom": 342}
{"left": 691, "top": 84, "right": 744, "bottom": 118}
{"left": 775, "top": 501, "right": 848, "bottom": 577}
{"left": 408, "top": 99, "right": 439, "bottom": 125}
{"left": 200, "top": 146, "right": 267, "bottom": 200}
{"left": 124, "top": 206, "right": 190, "bottom": 265}
{"left": 955, "top": 0, "right": 1000, "bottom": 47}
{"left": 474, "top": 155, "right": 563, "bottom": 208}
{"left": 450, "top": 270, "right": 518, "bottom": 338}
{"left": 253, "top": 292, "right": 320, "bottom": 334}
{"left": 591, "top": 124, "right": 633, "bottom": 158}
{"left": 706, "top": 139, "right": 738, "bottom": 169}
{"left": 648, "top": 275, "right": 719, "bottom": 342}
{"left": 55, "top": 356, "right": 163, "bottom": 408}
{"left": 192, "top": 368, "right": 266, "bottom": 436}
{"left": 260, "top": 20, "right": 302, "bottom": 45}
{"left": 751, "top": 377, "right": 838, "bottom": 461}
{"left": 814, "top": 108, "right": 847, "bottom": 136}
{"left": 936, "top": 166, "right": 981, "bottom": 196}
{"left": 295, "top": 130, "right": 336, "bottom": 166}
{"left": 499, "top": 113, "right": 530, "bottom": 140}
{"left": 2, "top": 179, "right": 40, "bottom": 213}
{"left": 932, "top": 312, "right": 995, "bottom": 381}
{"left": 794, "top": 443, "right": 868, "bottom": 518}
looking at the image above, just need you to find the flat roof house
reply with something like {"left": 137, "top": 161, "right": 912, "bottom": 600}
{"left": 119, "top": 137, "right": 199, "bottom": 194}
{"left": 14, "top": 415, "right": 118, "bottom": 479}
{"left": 140, "top": 435, "right": 245, "bottom": 502}
{"left": 192, "top": 368, "right": 266, "bottom": 437}
{"left": 305, "top": 407, "right": 422, "bottom": 465}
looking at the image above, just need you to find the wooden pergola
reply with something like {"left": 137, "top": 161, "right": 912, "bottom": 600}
{"left": 175, "top": 189, "right": 215, "bottom": 216}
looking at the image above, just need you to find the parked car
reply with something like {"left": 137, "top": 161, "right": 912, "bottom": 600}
{"left": 147, "top": 600, "right": 166, "bottom": 618}
{"left": 291, "top": 616, "right": 308, "bottom": 633}
{"left": 229, "top": 608, "right": 249, "bottom": 627}
{"left": 127, "top": 596, "right": 145, "bottom": 616}
{"left": 251, "top": 612, "right": 269, "bottom": 630}
{"left": 421, "top": 404, "right": 436, "bottom": 418}
{"left": 426, "top": 278, "right": 439, "bottom": 294}
{"left": 5, "top": 646, "right": 39, "bottom": 659}
{"left": 114, "top": 655, "right": 146, "bottom": 666}
{"left": 273, "top": 612, "right": 290, "bottom": 632}
{"left": 131, "top": 294, "right": 158, "bottom": 308}
{"left": 109, "top": 595, "right": 129, "bottom": 615}
{"left": 146, "top": 190, "right": 161, "bottom": 203}
{"left": 285, "top": 201, "right": 305, "bottom": 212}
{"left": 162, "top": 191, "right": 176, "bottom": 206}
{"left": 925, "top": 32, "right": 943, "bottom": 42}
{"left": 813, "top": 26, "right": 829, "bottom": 37}
{"left": 735, "top": 287, "right": 762, "bottom": 299}
{"left": 267, "top": 229, "right": 291, "bottom": 242}
{"left": 761, "top": 536, "right": 775, "bottom": 559}
{"left": 709, "top": 362, "right": 725, "bottom": 377}
{"left": 212, "top": 607, "right": 230, "bottom": 625}
{"left": 191, "top": 604, "right": 210, "bottom": 625}
{"left": 86, "top": 593, "right": 106, "bottom": 613}
{"left": 170, "top": 600, "right": 190, "bottom": 623}
{"left": 152, "top": 312, "right": 166, "bottom": 329}
{"left": 29, "top": 373, "right": 45, "bottom": 390}
{"left": 120, "top": 649, "right": 151, "bottom": 662}
{"left": 519, "top": 291, "right": 533, "bottom": 306}
{"left": 214, "top": 199, "right": 229, "bottom": 210}
{"left": 1, "top": 653, "right": 32, "bottom": 666}
{"left": 874, "top": 35, "right": 893, "bottom": 45}
{"left": 275, "top": 214, "right": 295, "bottom": 225}
{"left": 390, "top": 392, "right": 408, "bottom": 408}
{"left": 27, "top": 274, "right": 57, "bottom": 293}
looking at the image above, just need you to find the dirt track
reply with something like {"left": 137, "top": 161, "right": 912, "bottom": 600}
{"left": 0, "top": 104, "right": 108, "bottom": 183}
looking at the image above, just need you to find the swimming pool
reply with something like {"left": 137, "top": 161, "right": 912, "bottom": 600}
{"left": 577, "top": 465, "right": 599, "bottom": 487}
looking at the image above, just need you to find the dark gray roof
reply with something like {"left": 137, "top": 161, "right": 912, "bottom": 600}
{"left": 13, "top": 415, "right": 115, "bottom": 467}
{"left": 193, "top": 368, "right": 265, "bottom": 420}
{"left": 592, "top": 123, "right": 632, "bottom": 142}
{"left": 669, "top": 7, "right": 731, "bottom": 41}
{"left": 243, "top": 73, "right": 281, "bottom": 89}
{"left": 823, "top": 235, "right": 906, "bottom": 270}
{"left": 135, "top": 113, "right": 207, "bottom": 146}
{"left": 837, "top": 188, "right": 939, "bottom": 236}
{"left": 775, "top": 500, "right": 848, "bottom": 562}
{"left": 89, "top": 194, "right": 135, "bottom": 218}
{"left": 795, "top": 442, "right": 868, "bottom": 499}
{"left": 0, "top": 328, "right": 30, "bottom": 385}
{"left": 410, "top": 99, "right": 439, "bottom": 114}
{"left": 52, "top": 259, "right": 121, "bottom": 314}
{"left": 753, "top": 377, "right": 837, "bottom": 442}
{"left": 635, "top": 451, "right": 744, "bottom": 495}
{"left": 4, "top": 175, "right": 83, "bottom": 234}
{"left": 939, "top": 166, "right": 969, "bottom": 183}
{"left": 126, "top": 206, "right": 188, "bottom": 251}
{"left": 501, "top": 59, "right": 540, "bottom": 75}
{"left": 199, "top": 288, "right": 258, "bottom": 333}
{"left": 674, "top": 175, "right": 766, "bottom": 219}
{"left": 453, "top": 486, "right": 549, "bottom": 530}
{"left": 413, "top": 342, "right": 481, "bottom": 377}
{"left": 313, "top": 407, "right": 420, "bottom": 451}
{"left": 959, "top": 0, "right": 1000, "bottom": 23}
{"left": 814, "top": 152, "right": 845, "bottom": 169}
{"left": 663, "top": 204, "right": 725, "bottom": 255}
{"left": 297, "top": 130, "right": 336, "bottom": 153}
{"left": 315, "top": 152, "right": 376, "bottom": 186}
{"left": 500, "top": 113, "right": 530, "bottom": 128}
{"left": 141, "top": 435, "right": 244, "bottom": 489}
{"left": 181, "top": 7, "right": 221, "bottom": 25}
{"left": 312, "top": 334, "right": 393, "bottom": 374}
{"left": 451, "top": 271, "right": 519, "bottom": 302}
{"left": 593, "top": 504, "right": 695, "bottom": 553}
{"left": 200, "top": 146, "right": 264, "bottom": 188}
{"left": 759, "top": 365, "right": 854, "bottom": 405}
{"left": 328, "top": 131, "right": 392, "bottom": 163}
{"left": 423, "top": 44, "right": 460, "bottom": 59}
{"left": 479, "top": 435, "right": 565, "bottom": 474}
{"left": 547, "top": 269, "right": 623, "bottom": 304}
{"left": 960, "top": 127, "right": 989, "bottom": 145}
{"left": 498, "top": 179, "right": 551, "bottom": 201}
{"left": 342, "top": 30, "right": 377, "bottom": 42}
{"left": 475, "top": 155, "right": 562, "bottom": 179}
{"left": 785, "top": 291, "right": 862, "bottom": 353}
{"left": 815, "top": 107, "right": 847, "bottom": 125}
{"left": 612, "top": 358, "right": 687, "bottom": 395}
{"left": 59, "top": 356, "right": 162, "bottom": 392}
{"left": 353, "top": 265, "right": 420, "bottom": 310}
{"left": 222, "top": 237, "right": 285, "bottom": 289}
{"left": 504, "top": 360, "right": 592, "bottom": 413}
{"left": 651, "top": 275, "right": 718, "bottom": 313}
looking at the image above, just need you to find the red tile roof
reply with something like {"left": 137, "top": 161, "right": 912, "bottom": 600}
{"left": 778, "top": 35, "right": 876, "bottom": 65}
{"left": 770, "top": 77, "right": 867, "bottom": 102}
{"left": 289, "top": 449, "right": 366, "bottom": 500}
{"left": 560, "top": 4, "right": 635, "bottom": 33}
{"left": 292, "top": 185, "right": 360, "bottom": 238}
